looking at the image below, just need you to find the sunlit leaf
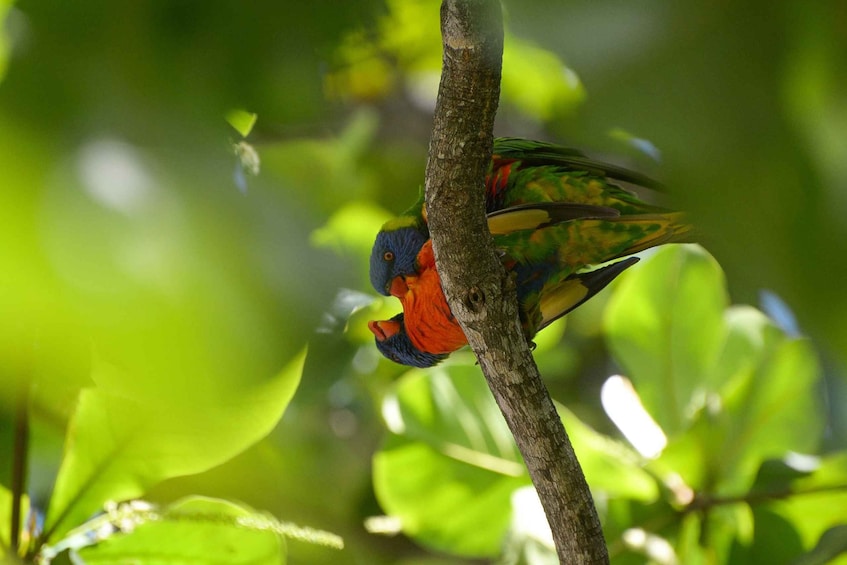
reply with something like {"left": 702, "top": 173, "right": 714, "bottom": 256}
{"left": 75, "top": 497, "right": 284, "bottom": 565}
{"left": 374, "top": 366, "right": 660, "bottom": 557}
{"left": 501, "top": 38, "right": 585, "bottom": 120}
{"left": 261, "top": 110, "right": 379, "bottom": 215}
{"left": 331, "top": 0, "right": 585, "bottom": 120}
{"left": 43, "top": 351, "right": 305, "bottom": 542}
{"left": 728, "top": 507, "right": 804, "bottom": 565}
{"left": 311, "top": 200, "right": 392, "bottom": 261}
{"left": 374, "top": 366, "right": 530, "bottom": 557}
{"left": 790, "top": 525, "right": 847, "bottom": 565}
{"left": 604, "top": 244, "right": 727, "bottom": 435}
{"left": 378, "top": 0, "right": 441, "bottom": 71}
{"left": 226, "top": 109, "right": 258, "bottom": 138}
{"left": 762, "top": 453, "right": 847, "bottom": 557}
{"left": 712, "top": 312, "right": 822, "bottom": 493}
{"left": 558, "top": 404, "right": 659, "bottom": 502}
{"left": 675, "top": 512, "right": 713, "bottom": 565}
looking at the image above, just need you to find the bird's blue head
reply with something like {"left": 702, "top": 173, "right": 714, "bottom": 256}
{"left": 369, "top": 226, "right": 428, "bottom": 296}
{"left": 369, "top": 314, "right": 448, "bottom": 368}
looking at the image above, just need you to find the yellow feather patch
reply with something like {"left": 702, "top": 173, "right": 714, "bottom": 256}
{"left": 487, "top": 209, "right": 554, "bottom": 235}
{"left": 538, "top": 279, "right": 590, "bottom": 327}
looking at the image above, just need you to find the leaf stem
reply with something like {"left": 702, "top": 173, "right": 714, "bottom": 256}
{"left": 11, "top": 378, "right": 31, "bottom": 557}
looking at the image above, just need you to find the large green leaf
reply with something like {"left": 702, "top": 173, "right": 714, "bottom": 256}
{"left": 651, "top": 307, "right": 823, "bottom": 495}
{"left": 42, "top": 351, "right": 305, "bottom": 543}
{"left": 373, "top": 366, "right": 530, "bottom": 557}
{"left": 373, "top": 365, "right": 660, "bottom": 557}
{"left": 75, "top": 497, "right": 284, "bottom": 565}
{"left": 558, "top": 406, "right": 659, "bottom": 503}
{"left": 604, "top": 245, "right": 727, "bottom": 435}
{"left": 711, "top": 309, "right": 822, "bottom": 493}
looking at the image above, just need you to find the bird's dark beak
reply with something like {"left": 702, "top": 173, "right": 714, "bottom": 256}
{"left": 389, "top": 276, "right": 409, "bottom": 298}
{"left": 368, "top": 319, "right": 401, "bottom": 342}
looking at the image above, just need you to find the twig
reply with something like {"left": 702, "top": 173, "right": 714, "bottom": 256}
{"left": 425, "top": 1, "right": 608, "bottom": 562}
{"left": 684, "top": 483, "right": 847, "bottom": 514}
{"left": 11, "top": 378, "right": 31, "bottom": 557}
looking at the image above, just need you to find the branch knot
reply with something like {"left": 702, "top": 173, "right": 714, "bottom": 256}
{"left": 465, "top": 286, "right": 486, "bottom": 312}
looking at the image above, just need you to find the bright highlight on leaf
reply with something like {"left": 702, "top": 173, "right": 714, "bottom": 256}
{"left": 601, "top": 374, "right": 667, "bottom": 458}
{"left": 509, "top": 487, "right": 554, "bottom": 548}
{"left": 622, "top": 528, "right": 678, "bottom": 565}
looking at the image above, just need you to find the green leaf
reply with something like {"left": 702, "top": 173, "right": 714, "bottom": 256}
{"left": 43, "top": 351, "right": 305, "bottom": 542}
{"left": 712, "top": 312, "right": 823, "bottom": 493}
{"left": 762, "top": 453, "right": 847, "bottom": 557}
{"left": 558, "top": 405, "right": 659, "bottom": 502}
{"left": 373, "top": 366, "right": 660, "bottom": 557}
{"left": 310, "top": 200, "right": 392, "bottom": 261}
{"left": 643, "top": 299, "right": 822, "bottom": 499}
{"left": 373, "top": 366, "right": 530, "bottom": 557}
{"left": 730, "top": 507, "right": 804, "bottom": 565}
{"left": 226, "top": 109, "right": 258, "bottom": 138}
{"left": 604, "top": 245, "right": 727, "bottom": 435}
{"left": 790, "top": 525, "right": 847, "bottom": 565}
{"left": 75, "top": 497, "right": 284, "bottom": 565}
{"left": 501, "top": 38, "right": 585, "bottom": 120}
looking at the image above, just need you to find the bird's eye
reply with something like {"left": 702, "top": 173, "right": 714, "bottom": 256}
{"left": 383, "top": 251, "right": 394, "bottom": 262}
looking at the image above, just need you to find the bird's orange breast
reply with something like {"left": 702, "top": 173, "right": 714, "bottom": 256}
{"left": 401, "top": 266, "right": 467, "bottom": 355}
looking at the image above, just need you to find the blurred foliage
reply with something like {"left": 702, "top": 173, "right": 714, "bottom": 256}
{"left": 328, "top": 0, "right": 585, "bottom": 122}
{"left": 0, "top": 0, "right": 845, "bottom": 563}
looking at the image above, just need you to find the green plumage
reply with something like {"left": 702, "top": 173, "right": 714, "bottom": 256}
{"left": 370, "top": 137, "right": 676, "bottom": 297}
{"left": 493, "top": 206, "right": 692, "bottom": 338}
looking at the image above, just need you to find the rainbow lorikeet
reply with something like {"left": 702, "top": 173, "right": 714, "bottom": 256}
{"left": 368, "top": 202, "right": 635, "bottom": 367}
{"left": 369, "top": 202, "right": 692, "bottom": 367}
{"left": 369, "top": 258, "right": 638, "bottom": 368}
{"left": 369, "top": 137, "right": 668, "bottom": 297}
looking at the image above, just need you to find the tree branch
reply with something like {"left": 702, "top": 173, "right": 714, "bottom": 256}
{"left": 425, "top": 1, "right": 608, "bottom": 562}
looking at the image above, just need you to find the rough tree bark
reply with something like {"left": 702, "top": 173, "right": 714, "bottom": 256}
{"left": 423, "top": 1, "right": 609, "bottom": 563}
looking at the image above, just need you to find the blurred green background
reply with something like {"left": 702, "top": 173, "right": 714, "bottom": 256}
{"left": 1, "top": 0, "right": 846, "bottom": 563}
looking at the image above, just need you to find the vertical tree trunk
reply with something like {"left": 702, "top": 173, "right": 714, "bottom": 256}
{"left": 424, "top": 1, "right": 609, "bottom": 562}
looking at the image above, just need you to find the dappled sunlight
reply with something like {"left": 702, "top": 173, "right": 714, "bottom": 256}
{"left": 77, "top": 139, "right": 155, "bottom": 215}
{"left": 601, "top": 375, "right": 667, "bottom": 459}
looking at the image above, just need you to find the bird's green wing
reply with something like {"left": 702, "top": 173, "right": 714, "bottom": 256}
{"left": 493, "top": 137, "right": 666, "bottom": 191}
